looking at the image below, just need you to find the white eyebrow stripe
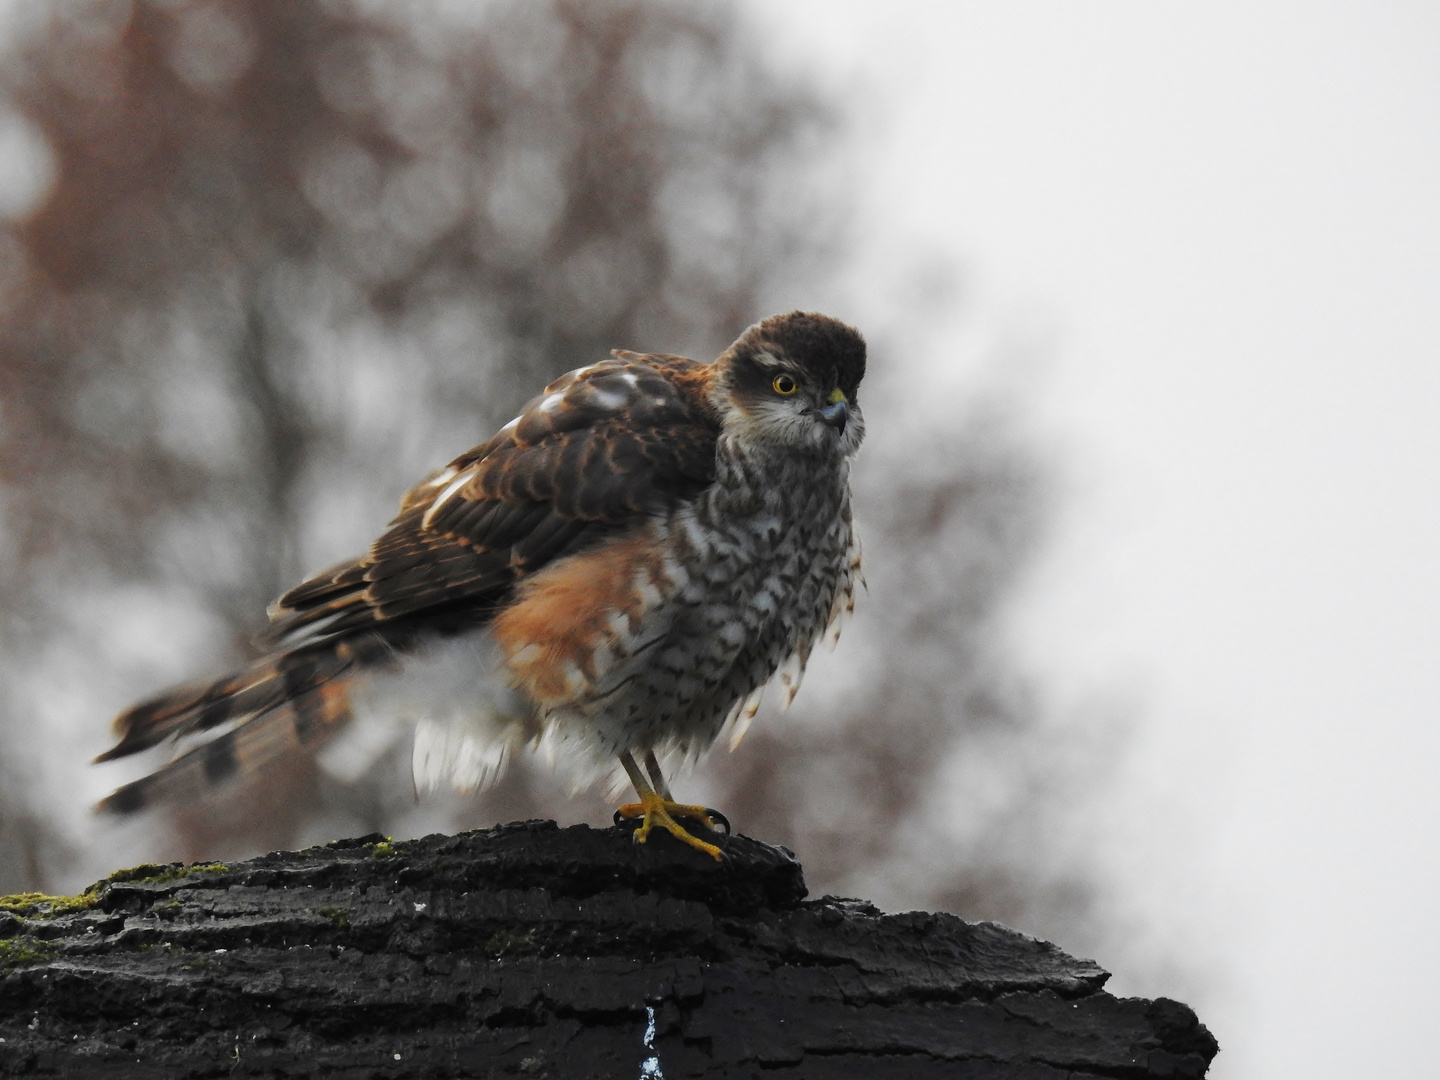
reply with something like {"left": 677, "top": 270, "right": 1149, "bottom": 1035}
{"left": 422, "top": 470, "right": 476, "bottom": 528}
{"left": 752, "top": 350, "right": 796, "bottom": 371}
{"left": 751, "top": 351, "right": 802, "bottom": 379}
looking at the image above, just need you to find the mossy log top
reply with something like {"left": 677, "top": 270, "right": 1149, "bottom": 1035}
{"left": 0, "top": 820, "right": 1217, "bottom": 1078}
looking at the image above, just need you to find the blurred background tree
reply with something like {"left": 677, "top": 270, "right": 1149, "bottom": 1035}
{"left": 0, "top": 0, "right": 1117, "bottom": 954}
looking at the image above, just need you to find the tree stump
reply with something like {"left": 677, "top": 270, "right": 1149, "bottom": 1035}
{"left": 0, "top": 820, "right": 1217, "bottom": 1077}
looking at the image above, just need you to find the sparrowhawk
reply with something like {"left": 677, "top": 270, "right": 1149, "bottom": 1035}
{"left": 96, "top": 311, "right": 867, "bottom": 859}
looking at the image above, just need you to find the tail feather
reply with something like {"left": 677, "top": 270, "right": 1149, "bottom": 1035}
{"left": 94, "top": 679, "right": 224, "bottom": 763}
{"left": 96, "top": 680, "right": 354, "bottom": 815}
{"left": 95, "top": 668, "right": 293, "bottom": 763}
{"left": 94, "top": 636, "right": 395, "bottom": 814}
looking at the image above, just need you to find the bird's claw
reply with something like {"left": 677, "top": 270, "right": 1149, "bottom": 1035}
{"left": 703, "top": 807, "right": 731, "bottom": 835}
{"left": 614, "top": 793, "right": 727, "bottom": 860}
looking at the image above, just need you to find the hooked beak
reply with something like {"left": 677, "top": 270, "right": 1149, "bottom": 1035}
{"left": 818, "top": 390, "right": 849, "bottom": 434}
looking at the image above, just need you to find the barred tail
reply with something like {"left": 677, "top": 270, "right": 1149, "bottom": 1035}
{"left": 94, "top": 639, "right": 390, "bottom": 815}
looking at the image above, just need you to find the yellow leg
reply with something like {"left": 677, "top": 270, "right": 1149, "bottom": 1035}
{"left": 615, "top": 752, "right": 725, "bottom": 861}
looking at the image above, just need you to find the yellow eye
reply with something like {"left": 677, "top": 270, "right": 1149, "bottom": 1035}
{"left": 771, "top": 373, "right": 799, "bottom": 395}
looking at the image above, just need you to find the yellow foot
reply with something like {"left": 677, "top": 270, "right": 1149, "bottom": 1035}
{"left": 614, "top": 791, "right": 726, "bottom": 861}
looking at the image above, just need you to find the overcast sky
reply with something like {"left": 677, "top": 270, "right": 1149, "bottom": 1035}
{"left": 745, "top": 3, "right": 1440, "bottom": 1078}
{"left": 1, "top": 2, "right": 1434, "bottom": 1076}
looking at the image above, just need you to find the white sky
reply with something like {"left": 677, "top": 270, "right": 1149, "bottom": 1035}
{"left": 0, "top": 3, "right": 1434, "bottom": 1075}
{"left": 747, "top": 2, "right": 1440, "bottom": 1078}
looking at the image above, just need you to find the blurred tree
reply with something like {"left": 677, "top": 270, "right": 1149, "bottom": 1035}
{"left": 0, "top": 0, "right": 836, "bottom": 867}
{"left": 0, "top": 0, "right": 1113, "bottom": 951}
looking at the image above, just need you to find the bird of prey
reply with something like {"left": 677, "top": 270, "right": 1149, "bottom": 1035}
{"left": 96, "top": 311, "right": 866, "bottom": 859}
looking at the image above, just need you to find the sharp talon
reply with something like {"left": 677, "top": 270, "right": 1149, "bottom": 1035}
{"left": 705, "top": 808, "right": 731, "bottom": 835}
{"left": 614, "top": 801, "right": 645, "bottom": 831}
{"left": 612, "top": 792, "right": 725, "bottom": 860}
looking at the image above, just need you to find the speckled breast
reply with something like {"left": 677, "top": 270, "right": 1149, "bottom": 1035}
{"left": 495, "top": 440, "right": 859, "bottom": 760}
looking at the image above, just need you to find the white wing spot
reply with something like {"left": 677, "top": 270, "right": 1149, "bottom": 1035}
{"left": 588, "top": 388, "right": 629, "bottom": 411}
{"left": 422, "top": 470, "right": 475, "bottom": 528}
{"left": 538, "top": 393, "right": 565, "bottom": 413}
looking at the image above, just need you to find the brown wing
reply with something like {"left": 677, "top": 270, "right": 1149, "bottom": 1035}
{"left": 262, "top": 351, "right": 720, "bottom": 646}
{"left": 94, "top": 352, "right": 719, "bottom": 804}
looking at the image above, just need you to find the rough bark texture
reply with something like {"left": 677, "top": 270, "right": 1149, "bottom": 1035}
{"left": 0, "top": 820, "right": 1217, "bottom": 1078}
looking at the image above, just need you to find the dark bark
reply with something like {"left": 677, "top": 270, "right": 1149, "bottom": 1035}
{"left": 0, "top": 820, "right": 1217, "bottom": 1078}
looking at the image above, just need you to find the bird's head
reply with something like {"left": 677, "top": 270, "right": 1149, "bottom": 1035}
{"left": 712, "top": 311, "right": 867, "bottom": 457}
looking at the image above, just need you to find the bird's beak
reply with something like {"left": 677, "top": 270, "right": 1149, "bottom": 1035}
{"left": 818, "top": 389, "right": 849, "bottom": 434}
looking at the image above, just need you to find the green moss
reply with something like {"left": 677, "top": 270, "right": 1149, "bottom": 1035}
{"left": 367, "top": 838, "right": 398, "bottom": 858}
{"left": 484, "top": 929, "right": 536, "bottom": 957}
{"left": 0, "top": 891, "right": 97, "bottom": 919}
{"left": 99, "top": 862, "right": 229, "bottom": 888}
{"left": 0, "top": 936, "right": 56, "bottom": 969}
{"left": 316, "top": 906, "right": 351, "bottom": 929}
